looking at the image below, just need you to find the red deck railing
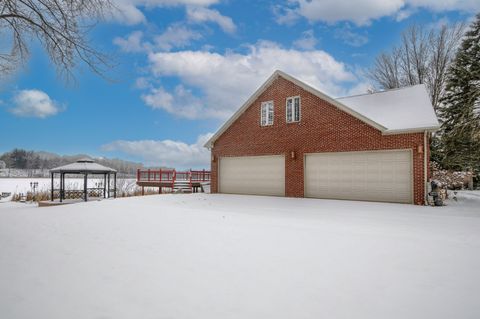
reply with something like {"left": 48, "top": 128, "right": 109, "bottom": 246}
{"left": 136, "top": 169, "right": 211, "bottom": 184}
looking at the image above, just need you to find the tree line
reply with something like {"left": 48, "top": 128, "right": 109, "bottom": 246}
{"left": 0, "top": 149, "right": 143, "bottom": 175}
{"left": 368, "top": 14, "right": 480, "bottom": 174}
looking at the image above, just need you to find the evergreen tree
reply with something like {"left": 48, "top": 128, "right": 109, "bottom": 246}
{"left": 439, "top": 13, "right": 480, "bottom": 173}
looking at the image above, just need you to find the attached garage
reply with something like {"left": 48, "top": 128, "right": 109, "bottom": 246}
{"left": 305, "top": 150, "right": 413, "bottom": 204}
{"left": 219, "top": 155, "right": 285, "bottom": 196}
{"left": 205, "top": 71, "right": 439, "bottom": 204}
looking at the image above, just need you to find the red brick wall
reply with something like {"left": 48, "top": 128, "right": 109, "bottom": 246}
{"left": 210, "top": 75, "right": 428, "bottom": 205}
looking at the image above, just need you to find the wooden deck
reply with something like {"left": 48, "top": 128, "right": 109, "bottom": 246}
{"left": 136, "top": 169, "right": 211, "bottom": 194}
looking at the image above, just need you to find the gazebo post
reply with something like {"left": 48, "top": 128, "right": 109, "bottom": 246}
{"left": 50, "top": 172, "right": 54, "bottom": 201}
{"left": 103, "top": 173, "right": 107, "bottom": 198}
{"left": 84, "top": 173, "right": 88, "bottom": 202}
{"left": 62, "top": 173, "right": 66, "bottom": 200}
{"left": 114, "top": 172, "right": 116, "bottom": 198}
{"left": 60, "top": 173, "right": 63, "bottom": 203}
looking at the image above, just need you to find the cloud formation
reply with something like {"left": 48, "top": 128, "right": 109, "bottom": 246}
{"left": 279, "top": 0, "right": 480, "bottom": 26}
{"left": 186, "top": 6, "right": 237, "bottom": 33}
{"left": 110, "top": 0, "right": 224, "bottom": 25}
{"left": 293, "top": 30, "right": 318, "bottom": 50}
{"left": 9, "top": 90, "right": 61, "bottom": 118}
{"left": 102, "top": 133, "right": 213, "bottom": 168}
{"left": 113, "top": 31, "right": 147, "bottom": 52}
{"left": 154, "top": 24, "right": 203, "bottom": 51}
{"left": 143, "top": 41, "right": 356, "bottom": 119}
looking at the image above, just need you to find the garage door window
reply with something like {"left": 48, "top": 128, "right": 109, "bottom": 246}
{"left": 261, "top": 101, "right": 274, "bottom": 126}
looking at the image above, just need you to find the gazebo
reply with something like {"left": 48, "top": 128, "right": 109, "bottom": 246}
{"left": 50, "top": 158, "right": 117, "bottom": 202}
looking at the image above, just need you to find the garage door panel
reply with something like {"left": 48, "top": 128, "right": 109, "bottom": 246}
{"left": 305, "top": 150, "right": 412, "bottom": 204}
{"left": 219, "top": 155, "right": 285, "bottom": 196}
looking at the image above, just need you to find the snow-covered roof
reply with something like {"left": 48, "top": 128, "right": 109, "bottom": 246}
{"left": 204, "top": 70, "right": 440, "bottom": 148}
{"left": 337, "top": 84, "right": 439, "bottom": 134}
{"left": 50, "top": 159, "right": 116, "bottom": 173}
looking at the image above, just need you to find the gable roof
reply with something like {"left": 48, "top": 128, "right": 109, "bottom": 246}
{"left": 337, "top": 84, "right": 439, "bottom": 134}
{"left": 50, "top": 159, "right": 117, "bottom": 173}
{"left": 204, "top": 70, "right": 439, "bottom": 148}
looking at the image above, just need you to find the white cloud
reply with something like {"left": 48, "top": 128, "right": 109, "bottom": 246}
{"left": 110, "top": 0, "right": 221, "bottom": 25}
{"left": 113, "top": 31, "right": 147, "bottom": 52}
{"left": 186, "top": 6, "right": 237, "bottom": 33}
{"left": 154, "top": 24, "right": 203, "bottom": 51}
{"left": 142, "top": 85, "right": 219, "bottom": 119}
{"left": 114, "top": 25, "right": 202, "bottom": 53}
{"left": 292, "top": 0, "right": 404, "bottom": 25}
{"left": 141, "top": 86, "right": 174, "bottom": 111}
{"left": 144, "top": 41, "right": 356, "bottom": 120}
{"left": 334, "top": 26, "right": 369, "bottom": 47}
{"left": 293, "top": 30, "right": 318, "bottom": 50}
{"left": 407, "top": 0, "right": 480, "bottom": 12}
{"left": 9, "top": 90, "right": 61, "bottom": 118}
{"left": 134, "top": 77, "right": 153, "bottom": 89}
{"left": 110, "top": 1, "right": 147, "bottom": 25}
{"left": 279, "top": 0, "right": 480, "bottom": 26}
{"left": 272, "top": 5, "right": 300, "bottom": 26}
{"left": 102, "top": 133, "right": 213, "bottom": 168}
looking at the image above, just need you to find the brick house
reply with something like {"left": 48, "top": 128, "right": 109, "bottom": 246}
{"left": 204, "top": 70, "right": 439, "bottom": 204}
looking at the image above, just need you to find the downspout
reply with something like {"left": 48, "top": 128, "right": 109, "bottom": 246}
{"left": 424, "top": 131, "right": 428, "bottom": 205}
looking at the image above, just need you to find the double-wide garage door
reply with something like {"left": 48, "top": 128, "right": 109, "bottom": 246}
{"left": 305, "top": 150, "right": 413, "bottom": 204}
{"left": 219, "top": 155, "right": 285, "bottom": 196}
{"left": 218, "top": 150, "right": 413, "bottom": 203}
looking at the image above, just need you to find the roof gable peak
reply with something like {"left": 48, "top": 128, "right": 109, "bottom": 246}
{"left": 204, "top": 70, "right": 386, "bottom": 148}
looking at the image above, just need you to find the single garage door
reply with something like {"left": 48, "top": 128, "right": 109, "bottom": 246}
{"left": 219, "top": 155, "right": 285, "bottom": 196}
{"left": 305, "top": 150, "right": 412, "bottom": 203}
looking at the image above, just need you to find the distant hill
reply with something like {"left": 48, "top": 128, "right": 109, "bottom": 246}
{"left": 0, "top": 149, "right": 145, "bottom": 175}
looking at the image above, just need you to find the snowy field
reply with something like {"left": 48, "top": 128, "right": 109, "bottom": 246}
{"left": 1, "top": 193, "right": 480, "bottom": 319}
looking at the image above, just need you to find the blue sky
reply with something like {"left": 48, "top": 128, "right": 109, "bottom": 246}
{"left": 0, "top": 0, "right": 476, "bottom": 169}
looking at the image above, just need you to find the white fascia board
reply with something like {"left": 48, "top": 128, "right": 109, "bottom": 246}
{"left": 381, "top": 125, "right": 440, "bottom": 135}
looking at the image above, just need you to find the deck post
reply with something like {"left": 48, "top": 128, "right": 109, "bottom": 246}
{"left": 142, "top": 186, "right": 145, "bottom": 196}
{"left": 114, "top": 173, "right": 117, "bottom": 198}
{"left": 107, "top": 173, "right": 110, "bottom": 198}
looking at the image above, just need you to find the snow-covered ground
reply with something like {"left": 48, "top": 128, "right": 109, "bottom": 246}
{"left": 1, "top": 192, "right": 479, "bottom": 319}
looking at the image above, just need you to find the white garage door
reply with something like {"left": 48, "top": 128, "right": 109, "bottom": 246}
{"left": 305, "top": 150, "right": 412, "bottom": 203}
{"left": 219, "top": 155, "right": 285, "bottom": 196}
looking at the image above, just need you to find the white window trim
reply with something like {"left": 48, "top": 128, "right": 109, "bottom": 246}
{"left": 286, "top": 96, "right": 301, "bottom": 123}
{"left": 260, "top": 101, "right": 274, "bottom": 126}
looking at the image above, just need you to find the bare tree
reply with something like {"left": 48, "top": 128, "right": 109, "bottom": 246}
{"left": 368, "top": 23, "right": 465, "bottom": 110}
{"left": 0, "top": 0, "right": 113, "bottom": 81}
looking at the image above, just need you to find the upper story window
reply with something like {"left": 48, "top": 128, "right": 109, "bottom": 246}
{"left": 286, "top": 96, "right": 301, "bottom": 123}
{"left": 260, "top": 101, "right": 274, "bottom": 126}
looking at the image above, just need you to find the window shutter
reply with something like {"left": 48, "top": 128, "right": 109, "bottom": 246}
{"left": 286, "top": 98, "right": 293, "bottom": 122}
{"left": 268, "top": 103, "right": 274, "bottom": 125}
{"left": 261, "top": 104, "right": 267, "bottom": 126}
{"left": 294, "top": 97, "right": 300, "bottom": 122}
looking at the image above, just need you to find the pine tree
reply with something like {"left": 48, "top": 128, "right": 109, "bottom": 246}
{"left": 438, "top": 13, "right": 480, "bottom": 173}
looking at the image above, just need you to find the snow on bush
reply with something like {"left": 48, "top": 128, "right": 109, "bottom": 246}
{"left": 431, "top": 162, "right": 474, "bottom": 189}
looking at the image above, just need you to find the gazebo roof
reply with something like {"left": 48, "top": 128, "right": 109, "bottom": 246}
{"left": 50, "top": 158, "right": 117, "bottom": 173}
